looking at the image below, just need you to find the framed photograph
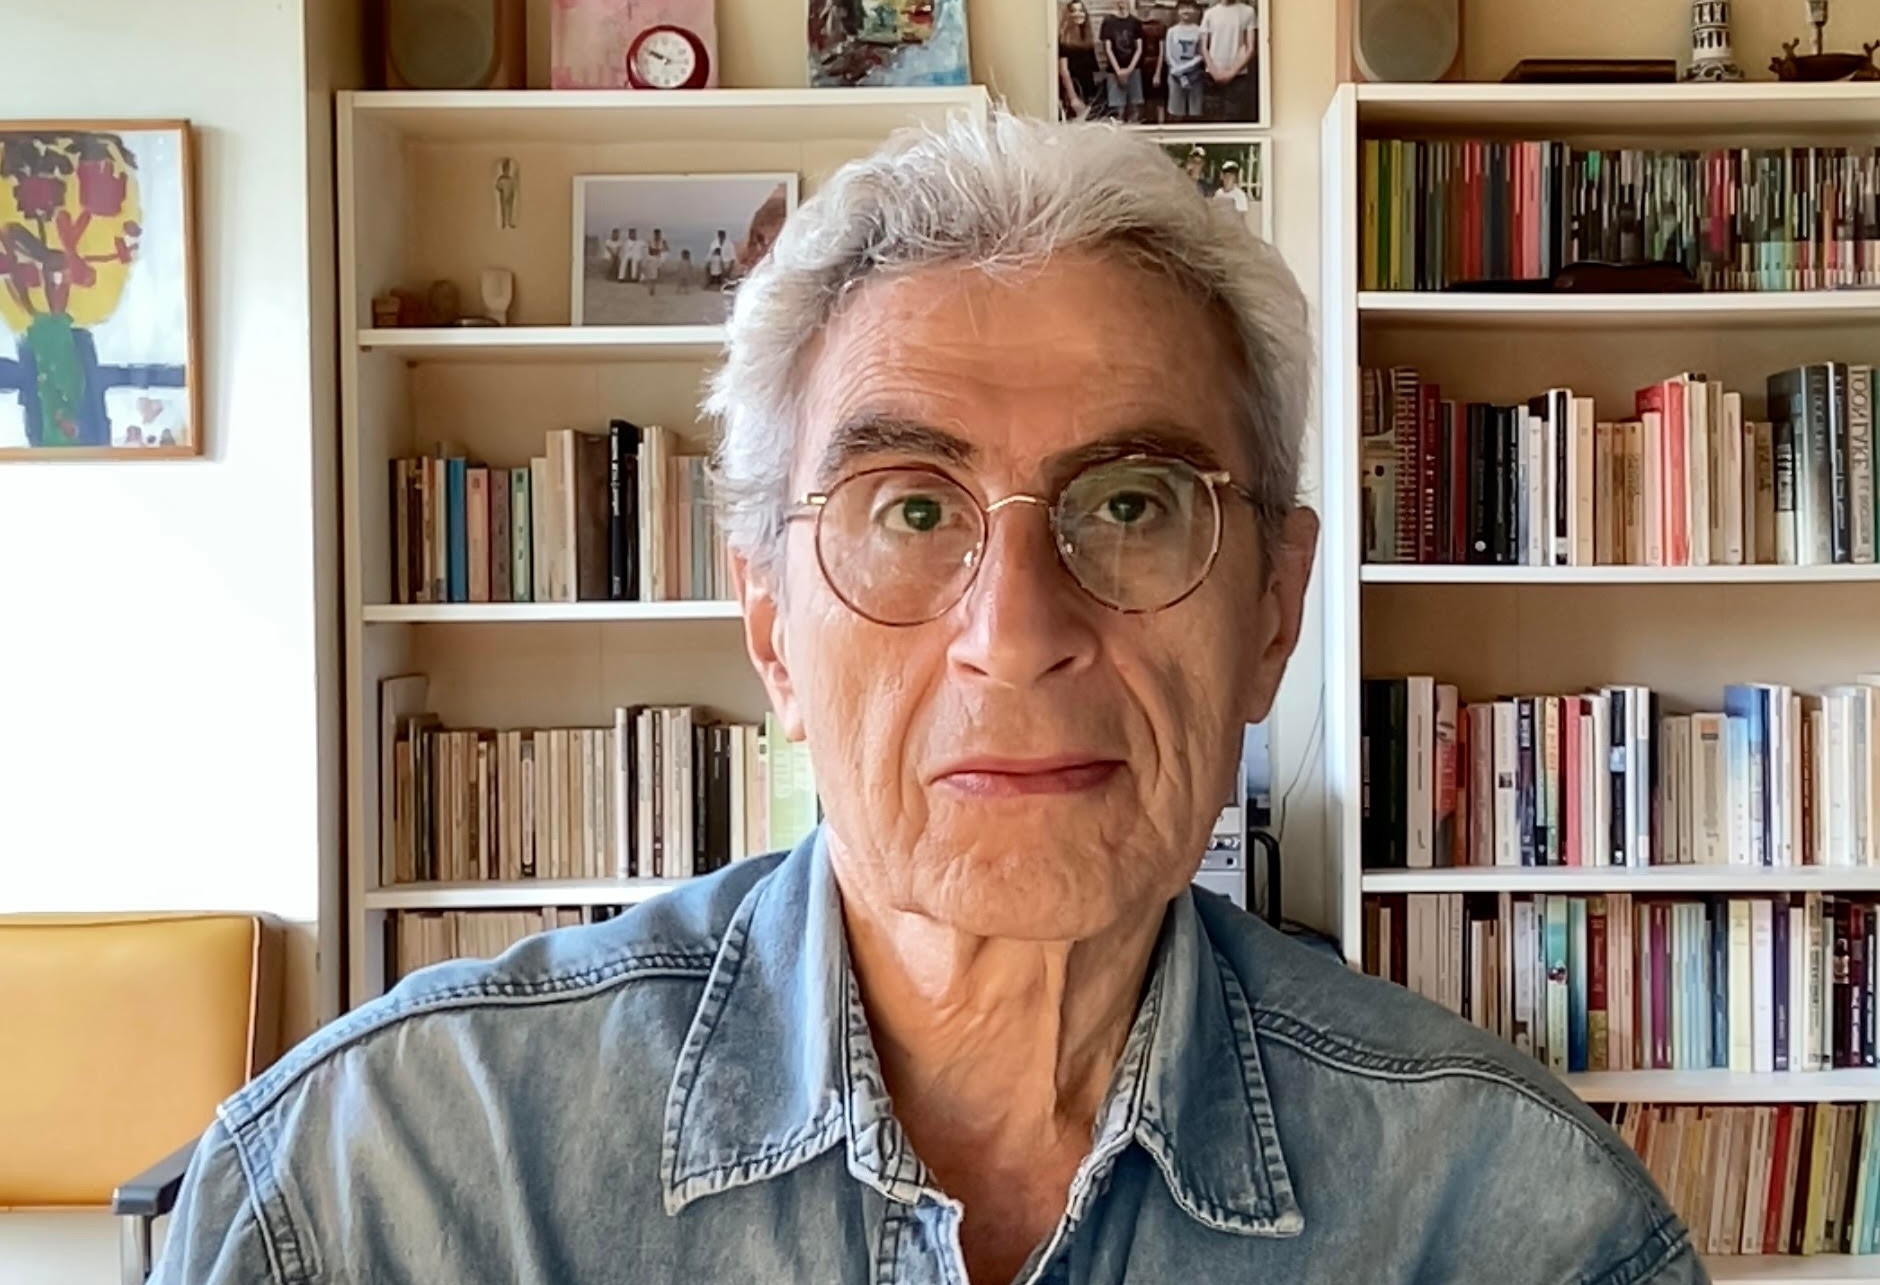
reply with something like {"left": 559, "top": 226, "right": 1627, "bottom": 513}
{"left": 1156, "top": 134, "right": 1271, "bottom": 241}
{"left": 571, "top": 173, "right": 798, "bottom": 328}
{"left": 1053, "top": 0, "right": 1269, "bottom": 130}
{"left": 0, "top": 121, "right": 200, "bottom": 459}
{"left": 809, "top": 0, "right": 971, "bottom": 88}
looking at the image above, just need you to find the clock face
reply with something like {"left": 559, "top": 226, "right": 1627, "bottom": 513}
{"left": 632, "top": 28, "right": 700, "bottom": 89}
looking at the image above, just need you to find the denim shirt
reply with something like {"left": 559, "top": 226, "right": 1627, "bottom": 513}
{"left": 155, "top": 831, "right": 1704, "bottom": 1284}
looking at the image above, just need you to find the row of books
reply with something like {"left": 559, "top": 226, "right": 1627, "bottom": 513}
{"left": 1359, "top": 363, "right": 1879, "bottom": 567}
{"left": 389, "top": 420, "right": 730, "bottom": 605}
{"left": 384, "top": 693, "right": 820, "bottom": 884}
{"left": 1360, "top": 140, "right": 1880, "bottom": 293}
{"left": 1362, "top": 677, "right": 1880, "bottom": 871}
{"left": 1363, "top": 891, "right": 1879, "bottom": 1075}
{"left": 1606, "top": 1101, "right": 1880, "bottom": 1258}
{"left": 389, "top": 907, "right": 623, "bottom": 982}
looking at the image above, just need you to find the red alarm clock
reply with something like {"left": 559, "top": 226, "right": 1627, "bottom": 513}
{"left": 626, "top": 23, "right": 712, "bottom": 89}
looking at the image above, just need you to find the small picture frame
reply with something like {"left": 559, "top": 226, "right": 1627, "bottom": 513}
{"left": 571, "top": 173, "right": 799, "bottom": 328}
{"left": 1154, "top": 133, "right": 1272, "bottom": 241}
{"left": 0, "top": 120, "right": 201, "bottom": 459}
{"left": 1052, "top": 0, "right": 1271, "bottom": 131}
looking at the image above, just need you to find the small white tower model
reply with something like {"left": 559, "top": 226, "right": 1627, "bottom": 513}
{"left": 1683, "top": 0, "right": 1746, "bottom": 80}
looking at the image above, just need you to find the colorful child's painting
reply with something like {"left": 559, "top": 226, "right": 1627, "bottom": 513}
{"left": 809, "top": 0, "right": 970, "bottom": 87}
{"left": 0, "top": 122, "right": 199, "bottom": 459}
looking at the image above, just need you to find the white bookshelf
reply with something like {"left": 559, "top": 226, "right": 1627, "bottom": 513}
{"left": 1321, "top": 79, "right": 1880, "bottom": 1277}
{"left": 338, "top": 86, "right": 991, "bottom": 1007}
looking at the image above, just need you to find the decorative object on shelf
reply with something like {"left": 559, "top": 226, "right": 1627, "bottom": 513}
{"left": 1349, "top": 0, "right": 1462, "bottom": 84}
{"left": 811, "top": 0, "right": 970, "bottom": 89}
{"left": 627, "top": 23, "right": 713, "bottom": 88}
{"left": 1769, "top": 0, "right": 1880, "bottom": 81}
{"left": 372, "top": 293, "right": 403, "bottom": 328}
{"left": 380, "top": 0, "right": 525, "bottom": 89}
{"left": 570, "top": 173, "right": 798, "bottom": 327}
{"left": 1682, "top": 0, "right": 1744, "bottom": 81}
{"left": 478, "top": 268, "right": 514, "bottom": 325}
{"left": 1501, "top": 58, "right": 1677, "bottom": 83}
{"left": 426, "top": 279, "right": 463, "bottom": 327}
{"left": 1154, "top": 134, "right": 1272, "bottom": 241}
{"left": 551, "top": 0, "right": 720, "bottom": 90}
{"left": 0, "top": 120, "right": 200, "bottom": 460}
{"left": 492, "top": 157, "right": 519, "bottom": 231}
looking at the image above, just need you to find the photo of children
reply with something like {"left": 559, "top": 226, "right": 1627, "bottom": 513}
{"left": 573, "top": 174, "right": 798, "bottom": 327}
{"left": 1156, "top": 137, "right": 1271, "bottom": 239}
{"left": 1055, "top": 0, "right": 1267, "bottom": 127}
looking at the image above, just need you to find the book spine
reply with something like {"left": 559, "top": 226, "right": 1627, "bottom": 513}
{"left": 446, "top": 457, "right": 468, "bottom": 603}
{"left": 1774, "top": 895, "right": 1791, "bottom": 1072}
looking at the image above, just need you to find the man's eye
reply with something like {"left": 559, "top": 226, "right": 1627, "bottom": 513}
{"left": 1090, "top": 489, "right": 1167, "bottom": 526}
{"left": 882, "top": 494, "right": 948, "bottom": 533}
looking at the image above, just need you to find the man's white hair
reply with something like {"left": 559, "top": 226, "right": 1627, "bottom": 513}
{"left": 706, "top": 110, "right": 1312, "bottom": 578}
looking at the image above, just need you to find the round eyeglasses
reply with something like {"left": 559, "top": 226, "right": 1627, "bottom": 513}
{"left": 786, "top": 454, "right": 1263, "bottom": 627}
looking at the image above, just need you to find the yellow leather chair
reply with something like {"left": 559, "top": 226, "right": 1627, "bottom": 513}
{"left": 0, "top": 912, "right": 284, "bottom": 1283}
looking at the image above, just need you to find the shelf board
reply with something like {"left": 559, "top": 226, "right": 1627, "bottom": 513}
{"left": 1566, "top": 1069, "right": 1880, "bottom": 1105}
{"left": 344, "top": 86, "right": 991, "bottom": 145}
{"left": 1353, "top": 81, "right": 1880, "bottom": 136}
{"left": 366, "top": 878, "right": 689, "bottom": 910}
{"left": 1360, "top": 564, "right": 1880, "bottom": 586}
{"left": 1705, "top": 1256, "right": 1880, "bottom": 1283}
{"left": 358, "top": 325, "right": 725, "bottom": 364}
{"left": 1361, "top": 867, "right": 1880, "bottom": 894}
{"left": 363, "top": 602, "right": 742, "bottom": 624}
{"left": 1356, "top": 290, "right": 1880, "bottom": 329}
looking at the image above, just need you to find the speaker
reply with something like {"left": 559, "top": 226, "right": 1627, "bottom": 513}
{"left": 381, "top": 0, "right": 526, "bottom": 90}
{"left": 1346, "top": 0, "right": 1464, "bottom": 83}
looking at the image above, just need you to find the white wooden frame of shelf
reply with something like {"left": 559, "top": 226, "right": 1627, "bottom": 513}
{"left": 1361, "top": 867, "right": 1880, "bottom": 895}
{"left": 366, "top": 879, "right": 687, "bottom": 911}
{"left": 1357, "top": 291, "right": 1880, "bottom": 328}
{"left": 1360, "top": 565, "right": 1880, "bottom": 585}
{"left": 1565, "top": 1069, "right": 1880, "bottom": 1106}
{"left": 362, "top": 602, "right": 741, "bottom": 624}
{"left": 1705, "top": 1256, "right": 1880, "bottom": 1283}
{"left": 358, "top": 325, "right": 726, "bottom": 363}
{"left": 1350, "top": 80, "right": 1880, "bottom": 133}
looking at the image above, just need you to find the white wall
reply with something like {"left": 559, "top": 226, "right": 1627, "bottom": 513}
{"left": 0, "top": 1, "right": 339, "bottom": 1278}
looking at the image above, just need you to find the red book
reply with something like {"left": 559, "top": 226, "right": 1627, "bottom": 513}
{"left": 1635, "top": 379, "right": 1689, "bottom": 566}
{"left": 1762, "top": 1104, "right": 1793, "bottom": 1255}
{"left": 1651, "top": 903, "right": 1672, "bottom": 1069}
{"left": 1454, "top": 700, "right": 1471, "bottom": 866}
{"left": 1588, "top": 895, "right": 1609, "bottom": 1070}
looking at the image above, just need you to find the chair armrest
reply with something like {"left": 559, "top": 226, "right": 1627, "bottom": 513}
{"left": 112, "top": 1137, "right": 201, "bottom": 1219}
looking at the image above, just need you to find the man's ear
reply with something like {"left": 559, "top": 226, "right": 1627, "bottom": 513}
{"left": 732, "top": 550, "right": 805, "bottom": 741}
{"left": 1238, "top": 506, "right": 1319, "bottom": 725}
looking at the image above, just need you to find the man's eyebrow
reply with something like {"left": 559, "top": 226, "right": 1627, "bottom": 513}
{"left": 814, "top": 414, "right": 975, "bottom": 485}
{"left": 1047, "top": 426, "right": 1229, "bottom": 482}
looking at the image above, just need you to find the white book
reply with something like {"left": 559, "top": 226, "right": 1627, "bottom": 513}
{"left": 1573, "top": 396, "right": 1597, "bottom": 566}
{"left": 1589, "top": 694, "right": 1611, "bottom": 867}
{"left": 1683, "top": 375, "right": 1711, "bottom": 565}
{"left": 1791, "top": 900, "right": 1808, "bottom": 1073}
{"left": 612, "top": 708, "right": 632, "bottom": 878}
{"left": 1826, "top": 691, "right": 1852, "bottom": 866}
{"left": 1631, "top": 687, "right": 1653, "bottom": 868}
{"left": 1692, "top": 712, "right": 1727, "bottom": 864}
{"left": 1580, "top": 709, "right": 1598, "bottom": 867}
{"left": 1807, "top": 892, "right": 1826, "bottom": 1069}
{"left": 1751, "top": 898, "right": 1775, "bottom": 1074}
{"left": 1525, "top": 408, "right": 1547, "bottom": 567}
{"left": 1513, "top": 898, "right": 1535, "bottom": 1054}
{"left": 1729, "top": 900, "right": 1753, "bottom": 1072}
{"left": 1803, "top": 698, "right": 1826, "bottom": 867}
{"left": 1718, "top": 389, "right": 1745, "bottom": 564}
{"left": 1406, "top": 675, "right": 1435, "bottom": 867}
{"left": 529, "top": 455, "right": 553, "bottom": 605}
{"left": 1851, "top": 364, "right": 1875, "bottom": 563}
{"left": 1493, "top": 701, "right": 1519, "bottom": 866}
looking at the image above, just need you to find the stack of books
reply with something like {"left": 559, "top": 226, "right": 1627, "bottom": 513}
{"left": 389, "top": 420, "right": 729, "bottom": 604}
{"left": 1609, "top": 1101, "right": 1880, "bottom": 1258}
{"left": 1359, "top": 363, "right": 1878, "bottom": 567}
{"left": 1359, "top": 138, "right": 1880, "bottom": 292}
{"left": 385, "top": 702, "right": 820, "bottom": 885}
{"left": 1363, "top": 890, "right": 1878, "bottom": 1075}
{"left": 1361, "top": 675, "right": 1880, "bottom": 870}
{"left": 390, "top": 906, "right": 623, "bottom": 980}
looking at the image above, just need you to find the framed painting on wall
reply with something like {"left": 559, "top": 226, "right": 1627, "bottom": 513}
{"left": 809, "top": 0, "right": 972, "bottom": 88}
{"left": 1053, "top": 0, "right": 1270, "bottom": 130}
{"left": 0, "top": 121, "right": 200, "bottom": 459}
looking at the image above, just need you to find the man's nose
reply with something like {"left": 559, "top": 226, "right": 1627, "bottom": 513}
{"left": 945, "top": 497, "right": 1099, "bottom": 687}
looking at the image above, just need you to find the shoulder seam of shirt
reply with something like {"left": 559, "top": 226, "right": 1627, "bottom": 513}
{"left": 1585, "top": 1213, "right": 1694, "bottom": 1285}
{"left": 221, "top": 946, "right": 719, "bottom": 1128}
{"left": 1253, "top": 1011, "right": 1671, "bottom": 1214}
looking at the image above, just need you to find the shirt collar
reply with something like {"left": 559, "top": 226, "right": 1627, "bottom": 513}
{"left": 660, "top": 828, "right": 1302, "bottom": 1238}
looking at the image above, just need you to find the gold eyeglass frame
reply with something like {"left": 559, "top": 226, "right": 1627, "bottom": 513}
{"left": 785, "top": 453, "right": 1263, "bottom": 627}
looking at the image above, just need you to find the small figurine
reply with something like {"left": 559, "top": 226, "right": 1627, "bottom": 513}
{"left": 493, "top": 157, "right": 520, "bottom": 231}
{"left": 1683, "top": 0, "right": 1744, "bottom": 81}
{"left": 1770, "top": 0, "right": 1880, "bottom": 79}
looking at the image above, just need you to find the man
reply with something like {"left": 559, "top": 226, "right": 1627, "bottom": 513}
{"left": 1183, "top": 142, "right": 1215, "bottom": 197}
{"left": 150, "top": 114, "right": 1700, "bottom": 1285}
{"left": 1160, "top": 1, "right": 1205, "bottom": 122}
{"left": 1213, "top": 156, "right": 1250, "bottom": 216}
{"left": 617, "top": 226, "right": 645, "bottom": 283}
{"left": 706, "top": 228, "right": 730, "bottom": 288}
{"left": 1201, "top": 0, "right": 1259, "bottom": 122}
{"left": 1099, "top": 0, "right": 1145, "bottom": 125}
